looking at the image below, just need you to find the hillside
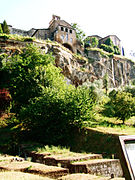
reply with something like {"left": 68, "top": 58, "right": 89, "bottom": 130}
{"left": 0, "top": 34, "right": 135, "bottom": 88}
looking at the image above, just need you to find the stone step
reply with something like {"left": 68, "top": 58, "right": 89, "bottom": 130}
{"left": 0, "top": 158, "right": 68, "bottom": 179}
{"left": 69, "top": 159, "right": 123, "bottom": 178}
{"left": 58, "top": 173, "right": 125, "bottom": 180}
{"left": 27, "top": 151, "right": 102, "bottom": 168}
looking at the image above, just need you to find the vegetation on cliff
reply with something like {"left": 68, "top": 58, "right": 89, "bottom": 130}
{"left": 0, "top": 44, "right": 97, "bottom": 145}
{"left": 0, "top": 34, "right": 135, "bottom": 154}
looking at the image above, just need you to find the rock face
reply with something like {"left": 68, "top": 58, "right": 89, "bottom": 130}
{"left": 0, "top": 38, "right": 135, "bottom": 87}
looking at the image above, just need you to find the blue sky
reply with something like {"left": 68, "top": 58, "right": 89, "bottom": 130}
{"left": 1, "top": 0, "right": 135, "bottom": 60}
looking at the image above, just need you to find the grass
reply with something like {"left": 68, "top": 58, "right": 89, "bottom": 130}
{"left": 87, "top": 47, "right": 132, "bottom": 62}
{"left": 26, "top": 145, "right": 87, "bottom": 158}
{"left": 0, "top": 171, "right": 52, "bottom": 180}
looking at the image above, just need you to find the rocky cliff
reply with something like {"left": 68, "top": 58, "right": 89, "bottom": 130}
{"left": 0, "top": 38, "right": 135, "bottom": 88}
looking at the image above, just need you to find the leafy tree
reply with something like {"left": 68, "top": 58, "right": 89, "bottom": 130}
{"left": 108, "top": 91, "right": 135, "bottom": 124}
{"left": 104, "top": 38, "right": 114, "bottom": 46}
{"left": 2, "top": 20, "right": 10, "bottom": 34}
{"left": 0, "top": 44, "right": 55, "bottom": 112}
{"left": 84, "top": 37, "right": 99, "bottom": 48}
{"left": 100, "top": 44, "right": 114, "bottom": 53}
{"left": 0, "top": 44, "right": 97, "bottom": 144}
{"left": 114, "top": 46, "right": 120, "bottom": 55}
{"left": 19, "top": 85, "right": 96, "bottom": 144}
{"left": 0, "top": 24, "right": 3, "bottom": 33}
{"left": 71, "top": 23, "right": 86, "bottom": 43}
{"left": 100, "top": 38, "right": 120, "bottom": 55}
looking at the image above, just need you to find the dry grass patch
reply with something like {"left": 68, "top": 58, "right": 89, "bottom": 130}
{"left": 0, "top": 171, "right": 53, "bottom": 180}
{"left": 58, "top": 173, "right": 125, "bottom": 180}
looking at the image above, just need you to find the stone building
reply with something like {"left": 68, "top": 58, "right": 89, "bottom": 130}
{"left": 85, "top": 35, "right": 122, "bottom": 54}
{"left": 9, "top": 15, "right": 83, "bottom": 54}
{"left": 99, "top": 35, "right": 121, "bottom": 51}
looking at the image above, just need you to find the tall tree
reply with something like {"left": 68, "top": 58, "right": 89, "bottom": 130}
{"left": 0, "top": 24, "right": 3, "bottom": 33}
{"left": 71, "top": 23, "right": 86, "bottom": 44}
{"left": 2, "top": 20, "right": 10, "bottom": 34}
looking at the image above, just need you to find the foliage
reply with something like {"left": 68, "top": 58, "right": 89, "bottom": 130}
{"left": 19, "top": 86, "right": 96, "bottom": 144}
{"left": 100, "top": 44, "right": 114, "bottom": 53}
{"left": 0, "top": 33, "right": 35, "bottom": 42}
{"left": 0, "top": 33, "right": 10, "bottom": 40}
{"left": 103, "top": 73, "right": 109, "bottom": 95}
{"left": 100, "top": 38, "right": 120, "bottom": 55}
{"left": 71, "top": 23, "right": 86, "bottom": 43}
{"left": 84, "top": 37, "right": 99, "bottom": 48}
{"left": 0, "top": 44, "right": 97, "bottom": 144}
{"left": 2, "top": 20, "right": 10, "bottom": 34}
{"left": 0, "top": 44, "right": 55, "bottom": 113}
{"left": 103, "top": 90, "right": 135, "bottom": 123}
{"left": 113, "top": 45, "right": 120, "bottom": 55}
{"left": 104, "top": 38, "right": 114, "bottom": 46}
{"left": 0, "top": 89, "right": 11, "bottom": 114}
{"left": 0, "top": 24, "right": 3, "bottom": 33}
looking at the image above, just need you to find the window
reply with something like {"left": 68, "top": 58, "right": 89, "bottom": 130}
{"left": 70, "top": 29, "right": 72, "bottom": 34}
{"left": 65, "top": 28, "right": 68, "bottom": 32}
{"left": 66, "top": 34, "right": 68, "bottom": 41}
{"left": 45, "top": 34, "right": 47, "bottom": 39}
{"left": 70, "top": 38, "right": 73, "bottom": 43}
{"left": 61, "top": 27, "right": 64, "bottom": 31}
{"left": 60, "top": 35, "right": 64, "bottom": 40}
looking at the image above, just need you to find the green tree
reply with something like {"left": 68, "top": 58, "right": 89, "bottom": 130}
{"left": 104, "top": 38, "right": 114, "bottom": 46}
{"left": 100, "top": 38, "right": 120, "bottom": 55}
{"left": 0, "top": 44, "right": 97, "bottom": 144}
{"left": 109, "top": 91, "right": 135, "bottom": 124}
{"left": 71, "top": 23, "right": 86, "bottom": 43}
{"left": 0, "top": 24, "right": 3, "bottom": 33}
{"left": 84, "top": 37, "right": 99, "bottom": 48}
{"left": 19, "top": 85, "right": 96, "bottom": 144}
{"left": 0, "top": 44, "right": 56, "bottom": 112}
{"left": 2, "top": 20, "right": 10, "bottom": 34}
{"left": 100, "top": 44, "right": 114, "bottom": 53}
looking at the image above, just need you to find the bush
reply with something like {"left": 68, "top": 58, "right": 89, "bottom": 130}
{"left": 124, "top": 86, "right": 135, "bottom": 97}
{"left": 100, "top": 44, "right": 114, "bottom": 53}
{"left": 0, "top": 88, "right": 11, "bottom": 115}
{"left": 114, "top": 46, "right": 120, "bottom": 55}
{"left": 19, "top": 86, "right": 96, "bottom": 144}
{"left": 0, "top": 34, "right": 10, "bottom": 40}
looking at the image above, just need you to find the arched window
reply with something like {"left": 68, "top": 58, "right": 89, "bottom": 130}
{"left": 61, "top": 27, "right": 64, "bottom": 31}
{"left": 65, "top": 28, "right": 68, "bottom": 32}
{"left": 70, "top": 29, "right": 72, "bottom": 34}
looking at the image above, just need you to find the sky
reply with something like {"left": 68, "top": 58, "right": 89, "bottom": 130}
{"left": 1, "top": 0, "right": 135, "bottom": 60}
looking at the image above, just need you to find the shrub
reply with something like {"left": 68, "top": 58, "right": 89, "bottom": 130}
{"left": 19, "top": 86, "right": 96, "bottom": 144}
{"left": 100, "top": 44, "right": 114, "bottom": 53}
{"left": 0, "top": 24, "right": 3, "bottom": 33}
{"left": 2, "top": 20, "right": 10, "bottom": 34}
{"left": 114, "top": 45, "right": 120, "bottom": 55}
{"left": 124, "top": 86, "right": 135, "bottom": 97}
{"left": 0, "top": 34, "right": 10, "bottom": 40}
{"left": 0, "top": 88, "right": 11, "bottom": 115}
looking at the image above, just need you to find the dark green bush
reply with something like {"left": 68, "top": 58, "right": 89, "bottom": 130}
{"left": 0, "top": 44, "right": 97, "bottom": 144}
{"left": 19, "top": 86, "right": 96, "bottom": 144}
{"left": 100, "top": 44, "right": 114, "bottom": 53}
{"left": 0, "top": 34, "right": 10, "bottom": 40}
